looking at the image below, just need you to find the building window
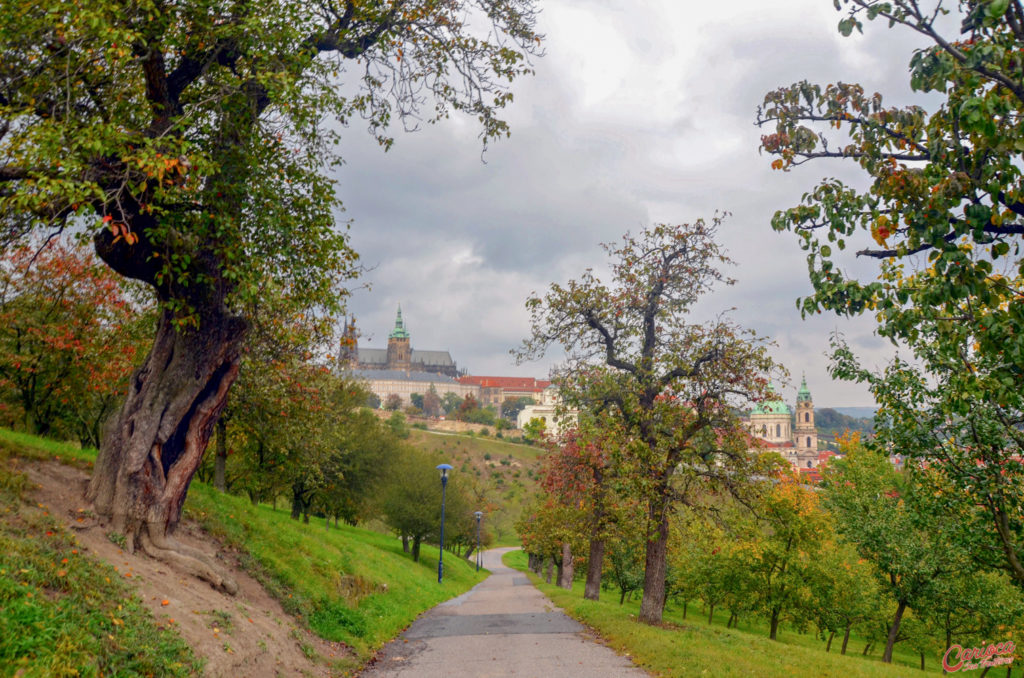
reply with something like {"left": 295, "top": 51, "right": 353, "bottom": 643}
{"left": 807, "top": 461, "right": 812, "bottom": 468}
{"left": 806, "top": 436, "right": 811, "bottom": 448}
{"left": 804, "top": 412, "right": 809, "bottom": 422}
{"left": 775, "top": 424, "right": 781, "bottom": 438}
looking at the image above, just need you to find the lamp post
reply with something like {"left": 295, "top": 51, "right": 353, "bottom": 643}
{"left": 473, "top": 511, "right": 483, "bottom": 572}
{"left": 436, "top": 463, "right": 452, "bottom": 583}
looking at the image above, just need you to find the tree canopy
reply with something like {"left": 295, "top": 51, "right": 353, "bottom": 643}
{"left": 757, "top": 0, "right": 1024, "bottom": 586}
{"left": 0, "top": 0, "right": 541, "bottom": 592}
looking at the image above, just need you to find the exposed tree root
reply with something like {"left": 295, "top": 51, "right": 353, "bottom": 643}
{"left": 138, "top": 522, "right": 238, "bottom": 595}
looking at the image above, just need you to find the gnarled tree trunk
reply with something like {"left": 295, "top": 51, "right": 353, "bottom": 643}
{"left": 87, "top": 307, "right": 245, "bottom": 594}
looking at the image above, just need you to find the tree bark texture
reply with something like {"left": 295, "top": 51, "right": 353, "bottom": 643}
{"left": 639, "top": 498, "right": 670, "bottom": 624}
{"left": 585, "top": 537, "right": 604, "bottom": 601}
{"left": 86, "top": 308, "right": 245, "bottom": 594}
{"left": 558, "top": 542, "right": 574, "bottom": 589}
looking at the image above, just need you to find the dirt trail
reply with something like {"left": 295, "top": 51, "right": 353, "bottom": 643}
{"left": 22, "top": 459, "right": 350, "bottom": 677}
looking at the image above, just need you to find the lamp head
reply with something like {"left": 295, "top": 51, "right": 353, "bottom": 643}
{"left": 436, "top": 463, "right": 453, "bottom": 479}
{"left": 474, "top": 511, "right": 483, "bottom": 519}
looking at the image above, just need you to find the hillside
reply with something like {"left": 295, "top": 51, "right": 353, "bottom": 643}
{"left": 0, "top": 429, "right": 486, "bottom": 675}
{"left": 815, "top": 408, "right": 874, "bottom": 448}
{"left": 405, "top": 428, "right": 543, "bottom": 545}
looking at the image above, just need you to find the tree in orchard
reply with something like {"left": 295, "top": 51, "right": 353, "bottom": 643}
{"left": 744, "top": 475, "right": 831, "bottom": 641}
{"left": 757, "top": 0, "right": 1024, "bottom": 585}
{"left": 516, "top": 219, "right": 778, "bottom": 624}
{"left": 539, "top": 419, "right": 620, "bottom": 600}
{"left": 0, "top": 240, "right": 151, "bottom": 445}
{"left": 0, "top": 0, "right": 540, "bottom": 586}
{"left": 822, "top": 439, "right": 960, "bottom": 663}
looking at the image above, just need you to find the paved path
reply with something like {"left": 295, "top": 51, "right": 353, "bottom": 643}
{"left": 359, "top": 547, "right": 649, "bottom": 678}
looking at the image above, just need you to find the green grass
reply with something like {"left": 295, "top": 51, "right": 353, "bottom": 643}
{"left": 0, "top": 433, "right": 200, "bottom": 677}
{"left": 503, "top": 550, "right": 948, "bottom": 678}
{"left": 182, "top": 482, "right": 487, "bottom": 660}
{"left": 0, "top": 428, "right": 488, "bottom": 668}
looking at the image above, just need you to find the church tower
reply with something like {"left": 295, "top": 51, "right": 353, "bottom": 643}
{"left": 386, "top": 305, "right": 411, "bottom": 371}
{"left": 794, "top": 374, "right": 817, "bottom": 463}
{"left": 338, "top": 315, "right": 359, "bottom": 367}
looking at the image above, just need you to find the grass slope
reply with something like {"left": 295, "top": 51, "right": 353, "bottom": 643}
{"left": 0, "top": 429, "right": 486, "bottom": 671}
{"left": 503, "top": 550, "right": 948, "bottom": 678}
{"left": 0, "top": 432, "right": 200, "bottom": 677}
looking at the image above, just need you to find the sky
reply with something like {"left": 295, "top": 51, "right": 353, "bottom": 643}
{"left": 331, "top": 0, "right": 937, "bottom": 408}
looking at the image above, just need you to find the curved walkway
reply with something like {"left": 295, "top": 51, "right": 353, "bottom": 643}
{"left": 359, "top": 547, "right": 649, "bottom": 677}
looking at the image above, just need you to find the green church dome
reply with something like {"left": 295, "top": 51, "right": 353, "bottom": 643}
{"left": 751, "top": 382, "right": 792, "bottom": 415}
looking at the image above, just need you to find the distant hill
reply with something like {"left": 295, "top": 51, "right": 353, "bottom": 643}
{"left": 828, "top": 406, "right": 877, "bottom": 420}
{"left": 815, "top": 407, "right": 874, "bottom": 449}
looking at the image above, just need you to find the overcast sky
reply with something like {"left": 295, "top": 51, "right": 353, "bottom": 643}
{"left": 331, "top": 0, "right": 936, "bottom": 407}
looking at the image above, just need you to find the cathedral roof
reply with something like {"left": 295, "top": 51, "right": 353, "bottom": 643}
{"left": 357, "top": 347, "right": 454, "bottom": 367}
{"left": 751, "top": 382, "right": 792, "bottom": 416}
{"left": 389, "top": 305, "right": 410, "bottom": 340}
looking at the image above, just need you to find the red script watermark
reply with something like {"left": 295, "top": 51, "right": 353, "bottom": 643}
{"left": 942, "top": 641, "right": 1016, "bottom": 672}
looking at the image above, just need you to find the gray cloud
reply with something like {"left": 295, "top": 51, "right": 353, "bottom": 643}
{"left": 330, "top": 0, "right": 945, "bottom": 406}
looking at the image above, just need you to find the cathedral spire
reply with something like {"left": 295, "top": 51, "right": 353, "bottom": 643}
{"left": 389, "top": 304, "right": 410, "bottom": 340}
{"left": 797, "top": 373, "right": 812, "bottom": 403}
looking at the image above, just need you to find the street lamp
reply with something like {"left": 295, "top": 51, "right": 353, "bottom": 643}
{"left": 473, "top": 511, "right": 483, "bottom": 572}
{"left": 436, "top": 463, "right": 453, "bottom": 583}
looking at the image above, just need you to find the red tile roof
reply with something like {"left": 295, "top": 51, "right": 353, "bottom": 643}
{"left": 458, "top": 376, "right": 551, "bottom": 391}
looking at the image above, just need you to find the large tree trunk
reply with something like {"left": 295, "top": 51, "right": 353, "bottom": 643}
{"left": 882, "top": 600, "right": 908, "bottom": 663}
{"left": 584, "top": 537, "right": 605, "bottom": 601}
{"left": 86, "top": 308, "right": 245, "bottom": 594}
{"left": 841, "top": 623, "right": 851, "bottom": 655}
{"left": 638, "top": 498, "right": 670, "bottom": 624}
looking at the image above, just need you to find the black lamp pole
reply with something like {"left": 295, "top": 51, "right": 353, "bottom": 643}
{"left": 473, "top": 511, "right": 483, "bottom": 571}
{"left": 436, "top": 463, "right": 452, "bottom": 583}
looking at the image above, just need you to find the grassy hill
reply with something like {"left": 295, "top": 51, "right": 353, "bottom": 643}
{"left": 405, "top": 428, "right": 543, "bottom": 545}
{"left": 0, "top": 428, "right": 486, "bottom": 674}
{"left": 505, "top": 551, "right": 947, "bottom": 677}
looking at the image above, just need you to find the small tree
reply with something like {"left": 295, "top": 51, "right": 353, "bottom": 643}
{"left": 384, "top": 394, "right": 403, "bottom": 411}
{"left": 422, "top": 385, "right": 442, "bottom": 418}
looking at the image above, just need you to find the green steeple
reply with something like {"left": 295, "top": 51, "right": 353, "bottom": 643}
{"left": 389, "top": 305, "right": 410, "bottom": 340}
{"left": 797, "top": 374, "right": 812, "bottom": 403}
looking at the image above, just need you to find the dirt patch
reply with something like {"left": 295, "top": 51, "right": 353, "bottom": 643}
{"left": 22, "top": 459, "right": 353, "bottom": 677}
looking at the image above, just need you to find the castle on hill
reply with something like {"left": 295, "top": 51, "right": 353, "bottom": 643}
{"left": 340, "top": 307, "right": 549, "bottom": 412}
{"left": 744, "top": 376, "right": 832, "bottom": 472}
{"left": 342, "top": 305, "right": 460, "bottom": 377}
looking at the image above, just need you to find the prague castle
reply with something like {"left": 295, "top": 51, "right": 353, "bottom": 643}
{"left": 343, "top": 306, "right": 460, "bottom": 377}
